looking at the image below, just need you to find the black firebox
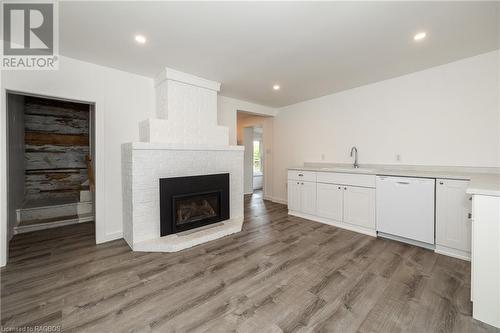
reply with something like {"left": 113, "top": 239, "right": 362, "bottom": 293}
{"left": 159, "top": 174, "right": 230, "bottom": 236}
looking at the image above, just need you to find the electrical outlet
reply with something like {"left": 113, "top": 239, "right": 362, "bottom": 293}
{"left": 321, "top": 153, "right": 325, "bottom": 161}
{"left": 396, "top": 154, "right": 401, "bottom": 162}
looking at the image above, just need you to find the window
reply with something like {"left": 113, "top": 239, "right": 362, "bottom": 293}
{"left": 253, "top": 140, "right": 262, "bottom": 174}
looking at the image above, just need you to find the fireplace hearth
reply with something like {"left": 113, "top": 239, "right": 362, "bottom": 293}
{"left": 160, "top": 174, "right": 230, "bottom": 236}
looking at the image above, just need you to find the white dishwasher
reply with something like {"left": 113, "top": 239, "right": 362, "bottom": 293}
{"left": 376, "top": 176, "right": 435, "bottom": 247}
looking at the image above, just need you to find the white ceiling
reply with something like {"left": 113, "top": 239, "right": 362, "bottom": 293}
{"left": 60, "top": 1, "right": 500, "bottom": 107}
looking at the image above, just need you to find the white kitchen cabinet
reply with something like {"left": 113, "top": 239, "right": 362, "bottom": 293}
{"left": 288, "top": 170, "right": 377, "bottom": 237}
{"left": 343, "top": 186, "right": 376, "bottom": 230}
{"left": 316, "top": 172, "right": 376, "bottom": 188}
{"left": 287, "top": 180, "right": 301, "bottom": 212}
{"left": 288, "top": 170, "right": 317, "bottom": 182}
{"left": 316, "top": 183, "right": 343, "bottom": 221}
{"left": 316, "top": 184, "right": 376, "bottom": 231}
{"left": 287, "top": 180, "right": 316, "bottom": 215}
{"left": 435, "top": 179, "right": 472, "bottom": 260}
{"left": 301, "top": 181, "right": 317, "bottom": 215}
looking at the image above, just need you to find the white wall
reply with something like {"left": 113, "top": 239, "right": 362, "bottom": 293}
{"left": 1, "top": 56, "right": 155, "bottom": 266}
{"left": 273, "top": 50, "right": 500, "bottom": 202}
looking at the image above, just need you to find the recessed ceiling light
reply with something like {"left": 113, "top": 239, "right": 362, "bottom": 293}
{"left": 413, "top": 32, "right": 426, "bottom": 41}
{"left": 135, "top": 35, "right": 147, "bottom": 44}
{"left": 273, "top": 84, "right": 280, "bottom": 90}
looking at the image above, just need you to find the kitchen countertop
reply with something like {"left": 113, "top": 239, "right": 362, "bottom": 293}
{"left": 288, "top": 164, "right": 500, "bottom": 197}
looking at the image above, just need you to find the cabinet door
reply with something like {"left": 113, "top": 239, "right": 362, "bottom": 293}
{"left": 343, "top": 186, "right": 375, "bottom": 229}
{"left": 316, "top": 183, "right": 343, "bottom": 221}
{"left": 287, "top": 180, "right": 301, "bottom": 211}
{"left": 436, "top": 179, "right": 471, "bottom": 252}
{"left": 300, "top": 181, "right": 317, "bottom": 215}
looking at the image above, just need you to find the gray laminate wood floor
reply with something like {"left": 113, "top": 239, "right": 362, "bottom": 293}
{"left": 1, "top": 191, "right": 498, "bottom": 332}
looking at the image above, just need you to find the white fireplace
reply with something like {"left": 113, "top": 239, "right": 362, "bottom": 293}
{"left": 122, "top": 68, "right": 244, "bottom": 252}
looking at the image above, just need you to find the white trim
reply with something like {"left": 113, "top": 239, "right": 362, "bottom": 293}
{"left": 94, "top": 97, "right": 106, "bottom": 246}
{"left": 263, "top": 195, "right": 287, "bottom": 205}
{"left": 97, "top": 231, "right": 123, "bottom": 244}
{"left": 16, "top": 201, "right": 90, "bottom": 214}
{"left": 435, "top": 245, "right": 471, "bottom": 261}
{"left": 14, "top": 215, "right": 93, "bottom": 234}
{"left": 155, "top": 67, "right": 221, "bottom": 92}
{"left": 1, "top": 88, "right": 7, "bottom": 267}
{"left": 288, "top": 210, "right": 377, "bottom": 237}
{"left": 0, "top": 89, "right": 104, "bottom": 267}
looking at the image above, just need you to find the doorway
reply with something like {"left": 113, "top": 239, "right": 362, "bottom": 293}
{"left": 6, "top": 92, "right": 95, "bottom": 249}
{"left": 252, "top": 127, "right": 263, "bottom": 191}
{"left": 236, "top": 111, "right": 272, "bottom": 198}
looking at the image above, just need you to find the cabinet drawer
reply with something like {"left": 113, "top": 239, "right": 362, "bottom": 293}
{"left": 288, "top": 170, "right": 317, "bottom": 182}
{"left": 316, "top": 172, "right": 375, "bottom": 188}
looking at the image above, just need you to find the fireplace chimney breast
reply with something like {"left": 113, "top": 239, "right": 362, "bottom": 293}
{"left": 139, "top": 67, "right": 229, "bottom": 145}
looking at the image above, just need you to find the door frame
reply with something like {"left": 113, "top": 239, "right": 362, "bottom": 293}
{"left": 242, "top": 126, "right": 254, "bottom": 194}
{"left": 1, "top": 90, "right": 99, "bottom": 266}
{"left": 236, "top": 111, "right": 273, "bottom": 198}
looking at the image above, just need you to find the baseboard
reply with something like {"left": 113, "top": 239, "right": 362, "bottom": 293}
{"left": 96, "top": 231, "right": 123, "bottom": 244}
{"left": 435, "top": 245, "right": 471, "bottom": 261}
{"left": 288, "top": 210, "right": 377, "bottom": 237}
{"left": 286, "top": 210, "right": 470, "bottom": 262}
{"left": 14, "top": 215, "right": 94, "bottom": 234}
{"left": 263, "top": 195, "right": 287, "bottom": 205}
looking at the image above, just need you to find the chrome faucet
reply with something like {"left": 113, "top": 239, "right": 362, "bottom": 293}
{"left": 350, "top": 146, "right": 359, "bottom": 168}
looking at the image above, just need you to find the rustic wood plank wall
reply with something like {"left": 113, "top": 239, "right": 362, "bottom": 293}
{"left": 24, "top": 96, "right": 90, "bottom": 203}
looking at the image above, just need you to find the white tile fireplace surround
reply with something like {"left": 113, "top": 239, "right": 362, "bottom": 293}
{"left": 122, "top": 68, "right": 244, "bottom": 252}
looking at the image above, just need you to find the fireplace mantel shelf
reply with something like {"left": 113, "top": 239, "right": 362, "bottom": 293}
{"left": 127, "top": 142, "right": 244, "bottom": 151}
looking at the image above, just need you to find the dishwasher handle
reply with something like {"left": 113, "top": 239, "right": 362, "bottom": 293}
{"left": 377, "top": 176, "right": 435, "bottom": 185}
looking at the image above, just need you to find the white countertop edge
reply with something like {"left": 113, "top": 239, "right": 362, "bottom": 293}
{"left": 126, "top": 142, "right": 244, "bottom": 151}
{"left": 466, "top": 188, "right": 500, "bottom": 197}
{"left": 288, "top": 166, "right": 472, "bottom": 179}
{"left": 288, "top": 166, "right": 500, "bottom": 197}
